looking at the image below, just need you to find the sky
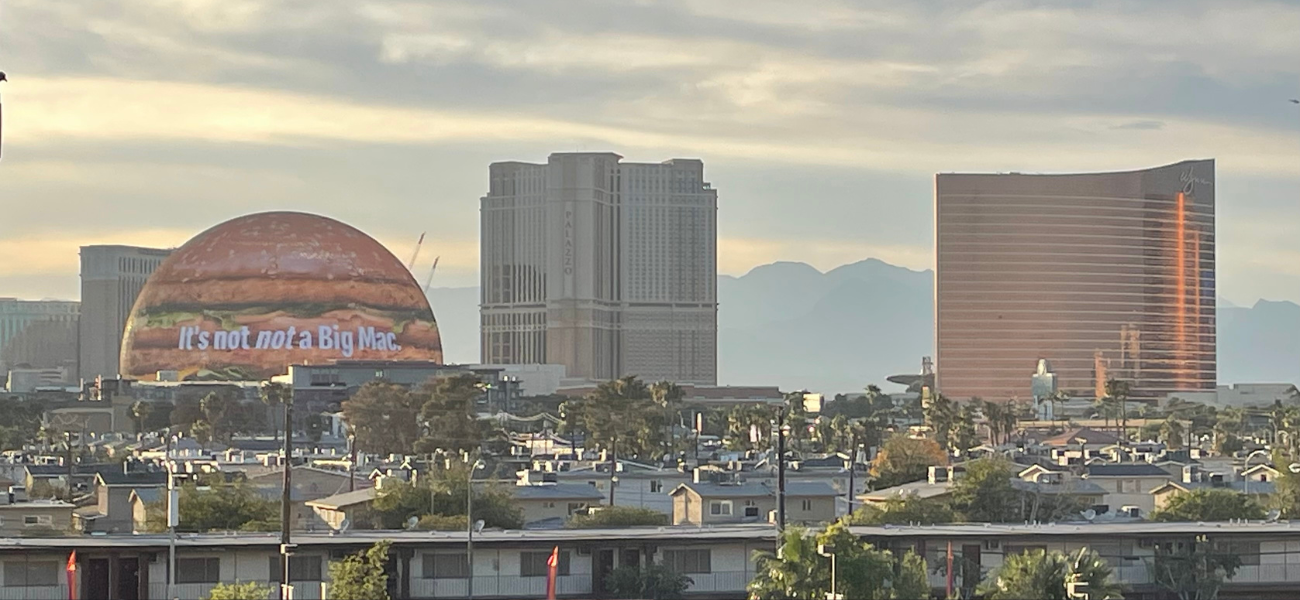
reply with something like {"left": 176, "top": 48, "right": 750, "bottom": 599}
{"left": 1, "top": 0, "right": 1298, "bottom": 306}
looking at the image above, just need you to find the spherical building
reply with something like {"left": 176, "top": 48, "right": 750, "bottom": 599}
{"left": 120, "top": 212, "right": 442, "bottom": 380}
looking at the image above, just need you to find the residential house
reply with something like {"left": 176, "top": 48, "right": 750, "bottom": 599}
{"left": 247, "top": 466, "right": 372, "bottom": 531}
{"left": 669, "top": 482, "right": 836, "bottom": 526}
{"left": 859, "top": 465, "right": 965, "bottom": 506}
{"left": 129, "top": 488, "right": 162, "bottom": 533}
{"left": 1151, "top": 479, "right": 1277, "bottom": 512}
{"left": 1037, "top": 427, "right": 1122, "bottom": 466}
{"left": 84, "top": 469, "right": 168, "bottom": 533}
{"left": 305, "top": 488, "right": 377, "bottom": 532}
{"left": 0, "top": 487, "right": 73, "bottom": 535}
{"left": 514, "top": 484, "right": 605, "bottom": 529}
{"left": 1242, "top": 464, "right": 1282, "bottom": 484}
{"left": 522, "top": 460, "right": 688, "bottom": 515}
{"left": 1081, "top": 463, "right": 1176, "bottom": 516}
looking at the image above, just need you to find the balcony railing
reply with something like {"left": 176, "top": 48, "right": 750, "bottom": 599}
{"left": 409, "top": 574, "right": 590, "bottom": 598}
{"left": 0, "top": 585, "right": 70, "bottom": 600}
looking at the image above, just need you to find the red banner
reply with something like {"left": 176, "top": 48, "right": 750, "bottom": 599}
{"left": 545, "top": 546, "right": 559, "bottom": 600}
{"left": 66, "top": 551, "right": 77, "bottom": 600}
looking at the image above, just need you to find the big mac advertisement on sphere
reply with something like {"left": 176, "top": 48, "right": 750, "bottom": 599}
{"left": 119, "top": 211, "right": 443, "bottom": 381}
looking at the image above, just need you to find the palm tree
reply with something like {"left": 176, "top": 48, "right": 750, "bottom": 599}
{"left": 130, "top": 401, "right": 153, "bottom": 436}
{"left": 1104, "top": 379, "right": 1132, "bottom": 442}
{"left": 260, "top": 381, "right": 292, "bottom": 441}
{"left": 650, "top": 381, "right": 684, "bottom": 456}
{"left": 1159, "top": 418, "right": 1186, "bottom": 450}
{"left": 747, "top": 528, "right": 826, "bottom": 600}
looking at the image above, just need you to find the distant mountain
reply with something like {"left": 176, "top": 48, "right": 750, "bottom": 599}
{"left": 428, "top": 260, "right": 1300, "bottom": 393}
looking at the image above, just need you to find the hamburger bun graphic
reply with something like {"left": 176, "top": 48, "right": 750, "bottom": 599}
{"left": 120, "top": 212, "right": 443, "bottom": 381}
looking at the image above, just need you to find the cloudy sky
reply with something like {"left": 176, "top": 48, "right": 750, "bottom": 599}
{"left": 1, "top": 0, "right": 1298, "bottom": 307}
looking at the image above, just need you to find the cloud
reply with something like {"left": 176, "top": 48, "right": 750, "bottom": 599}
{"left": 3, "top": 0, "right": 1300, "bottom": 305}
{"left": 1111, "top": 120, "right": 1166, "bottom": 130}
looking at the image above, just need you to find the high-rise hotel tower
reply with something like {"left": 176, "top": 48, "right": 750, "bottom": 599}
{"left": 935, "top": 160, "right": 1215, "bottom": 400}
{"left": 480, "top": 152, "right": 717, "bottom": 385}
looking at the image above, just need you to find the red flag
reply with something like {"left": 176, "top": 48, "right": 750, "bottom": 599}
{"left": 66, "top": 551, "right": 77, "bottom": 600}
{"left": 545, "top": 546, "right": 559, "bottom": 600}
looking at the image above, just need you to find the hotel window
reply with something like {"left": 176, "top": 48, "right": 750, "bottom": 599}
{"left": 520, "top": 551, "right": 570, "bottom": 577}
{"left": 176, "top": 558, "right": 221, "bottom": 584}
{"left": 709, "top": 500, "right": 732, "bottom": 516}
{"left": 423, "top": 554, "right": 469, "bottom": 579}
{"left": 663, "top": 549, "right": 711, "bottom": 574}
{"left": 3, "top": 562, "right": 59, "bottom": 587}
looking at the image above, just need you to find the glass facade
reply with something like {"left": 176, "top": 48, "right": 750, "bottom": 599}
{"left": 935, "top": 160, "right": 1215, "bottom": 401}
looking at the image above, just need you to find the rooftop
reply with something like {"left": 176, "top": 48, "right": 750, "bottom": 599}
{"left": 514, "top": 484, "right": 605, "bottom": 501}
{"left": 1084, "top": 464, "right": 1174, "bottom": 478}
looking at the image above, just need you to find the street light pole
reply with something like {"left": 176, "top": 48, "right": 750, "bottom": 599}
{"left": 466, "top": 458, "right": 484, "bottom": 599}
{"left": 347, "top": 432, "right": 357, "bottom": 493}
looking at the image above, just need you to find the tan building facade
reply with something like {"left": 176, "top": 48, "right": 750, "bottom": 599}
{"left": 935, "top": 159, "right": 1216, "bottom": 401}
{"left": 79, "top": 245, "right": 171, "bottom": 380}
{"left": 480, "top": 153, "right": 718, "bottom": 384}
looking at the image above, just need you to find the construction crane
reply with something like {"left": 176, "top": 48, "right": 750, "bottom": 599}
{"left": 406, "top": 232, "right": 425, "bottom": 271}
{"left": 0, "top": 71, "right": 7, "bottom": 161}
{"left": 423, "top": 256, "right": 440, "bottom": 295}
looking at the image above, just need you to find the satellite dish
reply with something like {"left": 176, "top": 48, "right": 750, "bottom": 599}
{"left": 1266, "top": 509, "right": 1281, "bottom": 522}
{"left": 1081, "top": 509, "right": 1097, "bottom": 522}
{"left": 406, "top": 516, "right": 419, "bottom": 530}
{"left": 339, "top": 517, "right": 351, "bottom": 532}
{"left": 474, "top": 519, "right": 485, "bottom": 533}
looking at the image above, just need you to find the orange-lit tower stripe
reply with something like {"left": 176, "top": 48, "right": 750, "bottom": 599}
{"left": 1176, "top": 192, "right": 1187, "bottom": 383}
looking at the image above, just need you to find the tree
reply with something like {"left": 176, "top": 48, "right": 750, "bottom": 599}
{"left": 342, "top": 381, "right": 423, "bottom": 457}
{"left": 845, "top": 493, "right": 954, "bottom": 525}
{"left": 327, "top": 540, "right": 391, "bottom": 600}
{"left": 869, "top": 435, "right": 946, "bottom": 489}
{"left": 606, "top": 564, "right": 691, "bottom": 600}
{"left": 980, "top": 548, "right": 1122, "bottom": 600}
{"left": 1160, "top": 418, "right": 1187, "bottom": 450}
{"left": 130, "top": 401, "right": 153, "bottom": 435}
{"left": 199, "top": 391, "right": 246, "bottom": 443}
{"left": 650, "top": 381, "right": 685, "bottom": 454}
{"left": 417, "top": 374, "right": 491, "bottom": 454}
{"left": 368, "top": 466, "right": 523, "bottom": 530}
{"left": 260, "top": 381, "right": 292, "bottom": 441}
{"left": 1150, "top": 489, "right": 1266, "bottom": 522}
{"left": 924, "top": 394, "right": 958, "bottom": 451}
{"left": 724, "top": 404, "right": 775, "bottom": 452}
{"left": 1148, "top": 538, "right": 1240, "bottom": 600}
{"left": 567, "top": 506, "right": 668, "bottom": 528}
{"left": 950, "top": 458, "right": 1021, "bottom": 523}
{"left": 1105, "top": 379, "right": 1132, "bottom": 441}
{"left": 566, "top": 377, "right": 669, "bottom": 459}
{"left": 144, "top": 481, "right": 278, "bottom": 532}
{"left": 204, "top": 581, "right": 274, "bottom": 600}
{"left": 952, "top": 402, "right": 980, "bottom": 456}
{"left": 747, "top": 524, "right": 927, "bottom": 600}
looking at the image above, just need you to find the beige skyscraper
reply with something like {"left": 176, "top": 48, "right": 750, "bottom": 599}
{"left": 935, "top": 159, "right": 1216, "bottom": 401}
{"left": 480, "top": 152, "right": 717, "bottom": 384}
{"left": 79, "top": 245, "right": 171, "bottom": 380}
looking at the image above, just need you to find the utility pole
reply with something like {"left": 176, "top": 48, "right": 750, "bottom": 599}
{"left": 279, "top": 397, "right": 293, "bottom": 600}
{"left": 776, "top": 405, "right": 787, "bottom": 533}
{"left": 348, "top": 432, "right": 357, "bottom": 493}
{"left": 609, "top": 436, "right": 617, "bottom": 506}
{"left": 166, "top": 435, "right": 177, "bottom": 600}
{"left": 64, "top": 432, "right": 73, "bottom": 503}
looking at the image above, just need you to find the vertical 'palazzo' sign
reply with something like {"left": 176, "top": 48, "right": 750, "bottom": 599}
{"left": 563, "top": 204, "right": 575, "bottom": 294}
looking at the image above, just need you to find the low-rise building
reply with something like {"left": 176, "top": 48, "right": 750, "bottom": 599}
{"left": 305, "top": 488, "right": 377, "bottom": 532}
{"left": 514, "top": 484, "right": 605, "bottom": 529}
{"left": 0, "top": 489, "right": 73, "bottom": 536}
{"left": 669, "top": 482, "right": 836, "bottom": 526}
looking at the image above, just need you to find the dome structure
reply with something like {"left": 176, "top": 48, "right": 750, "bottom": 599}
{"left": 120, "top": 211, "right": 442, "bottom": 381}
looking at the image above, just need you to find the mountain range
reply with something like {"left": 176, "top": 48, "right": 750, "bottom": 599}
{"left": 428, "top": 259, "right": 1300, "bottom": 394}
